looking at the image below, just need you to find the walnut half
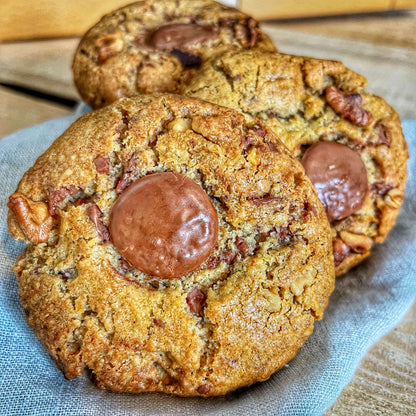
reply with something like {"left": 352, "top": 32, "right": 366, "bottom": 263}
{"left": 96, "top": 32, "right": 124, "bottom": 63}
{"left": 326, "top": 86, "right": 372, "bottom": 127}
{"left": 8, "top": 193, "right": 53, "bottom": 244}
{"left": 339, "top": 231, "right": 373, "bottom": 254}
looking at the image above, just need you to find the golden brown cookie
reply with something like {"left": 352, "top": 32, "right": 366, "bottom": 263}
{"left": 72, "top": 0, "right": 276, "bottom": 109}
{"left": 182, "top": 50, "right": 409, "bottom": 276}
{"left": 7, "top": 94, "right": 334, "bottom": 396}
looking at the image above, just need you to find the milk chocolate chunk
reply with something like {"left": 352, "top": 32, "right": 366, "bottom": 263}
{"left": 171, "top": 49, "right": 202, "bottom": 68}
{"left": 332, "top": 238, "right": 351, "bottom": 267}
{"left": 147, "top": 24, "right": 217, "bottom": 50}
{"left": 235, "top": 17, "right": 259, "bottom": 48}
{"left": 301, "top": 142, "right": 368, "bottom": 220}
{"left": 96, "top": 33, "right": 124, "bottom": 63}
{"left": 109, "top": 172, "right": 218, "bottom": 279}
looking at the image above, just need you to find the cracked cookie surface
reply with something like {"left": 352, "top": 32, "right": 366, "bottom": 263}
{"left": 182, "top": 50, "right": 409, "bottom": 276}
{"left": 72, "top": 0, "right": 276, "bottom": 109}
{"left": 7, "top": 94, "right": 334, "bottom": 396}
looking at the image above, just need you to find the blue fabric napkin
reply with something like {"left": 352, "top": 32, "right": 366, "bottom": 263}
{"left": 0, "top": 117, "right": 415, "bottom": 416}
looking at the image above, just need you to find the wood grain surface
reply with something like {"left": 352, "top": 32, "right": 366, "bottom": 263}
{"left": 241, "top": 0, "right": 393, "bottom": 20}
{"left": 265, "top": 25, "right": 416, "bottom": 119}
{"left": 0, "top": 0, "right": 132, "bottom": 40}
{"left": 0, "top": 13, "right": 415, "bottom": 415}
{"left": 273, "top": 9, "right": 416, "bottom": 50}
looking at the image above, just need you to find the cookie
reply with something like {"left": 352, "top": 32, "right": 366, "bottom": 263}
{"left": 72, "top": 0, "right": 276, "bottom": 109}
{"left": 182, "top": 50, "right": 409, "bottom": 276}
{"left": 7, "top": 94, "right": 334, "bottom": 396}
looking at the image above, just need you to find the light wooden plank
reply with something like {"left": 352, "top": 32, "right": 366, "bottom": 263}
{"left": 274, "top": 10, "right": 416, "bottom": 51}
{"left": 0, "top": 38, "right": 80, "bottom": 100}
{"left": 0, "top": 87, "right": 71, "bottom": 139}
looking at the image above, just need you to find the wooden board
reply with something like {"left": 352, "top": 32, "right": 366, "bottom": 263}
{"left": 0, "top": 38, "right": 80, "bottom": 100}
{"left": 0, "top": 0, "right": 132, "bottom": 40}
{"left": 0, "top": 86, "right": 70, "bottom": 138}
{"left": 240, "top": 0, "right": 392, "bottom": 20}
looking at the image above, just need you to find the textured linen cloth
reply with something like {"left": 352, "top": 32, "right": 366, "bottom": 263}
{"left": 0, "top": 117, "right": 415, "bottom": 416}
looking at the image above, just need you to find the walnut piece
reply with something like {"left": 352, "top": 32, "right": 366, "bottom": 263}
{"left": 220, "top": 17, "right": 259, "bottom": 48}
{"left": 339, "top": 231, "right": 373, "bottom": 253}
{"left": 248, "top": 194, "right": 283, "bottom": 206}
{"left": 251, "top": 124, "right": 266, "bottom": 138}
{"left": 326, "top": 86, "right": 372, "bottom": 127}
{"left": 96, "top": 33, "right": 124, "bottom": 63}
{"left": 371, "top": 181, "right": 393, "bottom": 197}
{"left": 222, "top": 249, "right": 237, "bottom": 265}
{"left": 262, "top": 287, "right": 281, "bottom": 312}
{"left": 115, "top": 153, "right": 137, "bottom": 194}
{"left": 8, "top": 193, "right": 53, "bottom": 243}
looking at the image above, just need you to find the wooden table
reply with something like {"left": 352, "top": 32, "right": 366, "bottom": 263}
{"left": 1, "top": 11, "right": 415, "bottom": 415}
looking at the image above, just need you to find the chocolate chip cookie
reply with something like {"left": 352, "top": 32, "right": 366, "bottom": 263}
{"left": 72, "top": 0, "right": 276, "bottom": 109}
{"left": 8, "top": 94, "right": 334, "bottom": 396}
{"left": 182, "top": 50, "right": 409, "bottom": 276}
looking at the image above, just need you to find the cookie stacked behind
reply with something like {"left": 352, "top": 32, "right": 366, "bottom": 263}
{"left": 73, "top": 0, "right": 276, "bottom": 109}
{"left": 8, "top": 94, "right": 335, "bottom": 396}
{"left": 182, "top": 50, "right": 409, "bottom": 275}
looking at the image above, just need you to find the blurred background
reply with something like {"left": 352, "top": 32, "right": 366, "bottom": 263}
{"left": 1, "top": 0, "right": 416, "bottom": 41}
{"left": 0, "top": 1, "right": 415, "bottom": 415}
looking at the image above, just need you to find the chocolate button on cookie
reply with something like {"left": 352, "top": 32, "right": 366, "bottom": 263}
{"left": 109, "top": 172, "right": 219, "bottom": 279}
{"left": 7, "top": 94, "right": 334, "bottom": 396}
{"left": 182, "top": 50, "right": 409, "bottom": 275}
{"left": 301, "top": 142, "right": 369, "bottom": 221}
{"left": 72, "top": 0, "right": 276, "bottom": 109}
